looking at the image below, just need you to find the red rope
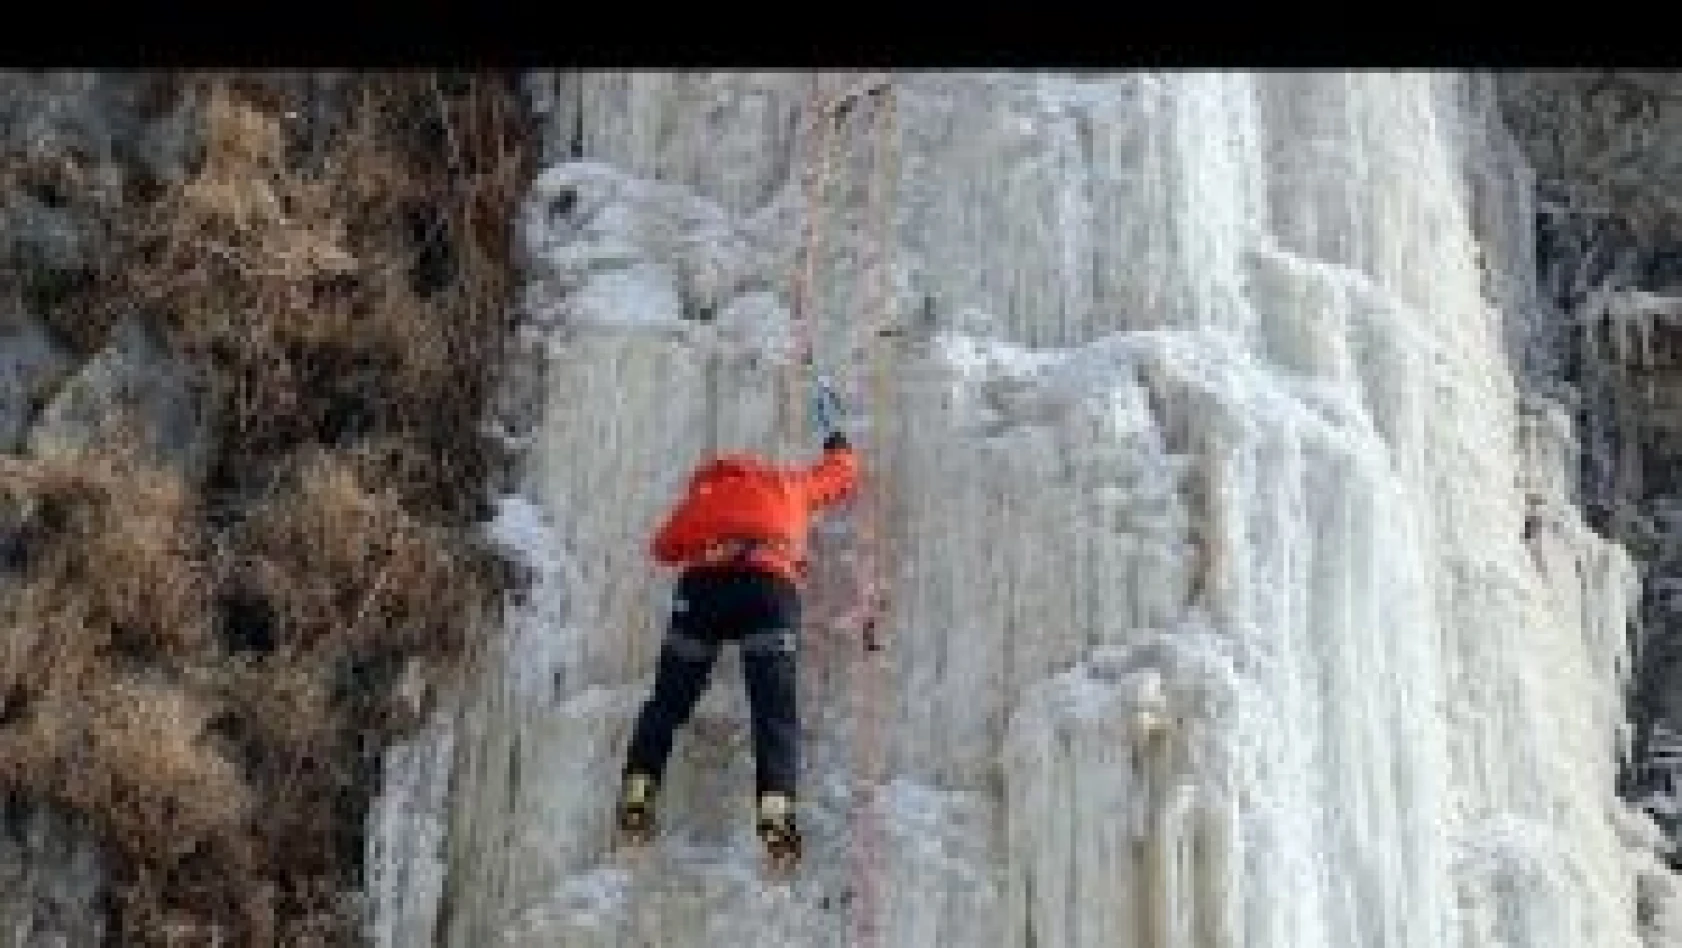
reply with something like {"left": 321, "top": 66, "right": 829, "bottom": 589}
{"left": 789, "top": 76, "right": 838, "bottom": 383}
{"left": 848, "top": 77, "right": 896, "bottom": 948}
{"left": 788, "top": 75, "right": 843, "bottom": 741}
{"left": 787, "top": 76, "right": 898, "bottom": 945}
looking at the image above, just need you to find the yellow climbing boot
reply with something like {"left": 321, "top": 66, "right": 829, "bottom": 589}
{"left": 756, "top": 791, "right": 801, "bottom": 866}
{"left": 618, "top": 772, "right": 656, "bottom": 843}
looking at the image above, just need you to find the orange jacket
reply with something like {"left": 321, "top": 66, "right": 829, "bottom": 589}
{"left": 650, "top": 445, "right": 860, "bottom": 584}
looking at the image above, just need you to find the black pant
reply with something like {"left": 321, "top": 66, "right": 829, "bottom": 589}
{"left": 624, "top": 568, "right": 801, "bottom": 797}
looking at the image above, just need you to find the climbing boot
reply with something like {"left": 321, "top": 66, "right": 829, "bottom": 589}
{"left": 756, "top": 791, "right": 802, "bottom": 867}
{"left": 617, "top": 772, "right": 657, "bottom": 844}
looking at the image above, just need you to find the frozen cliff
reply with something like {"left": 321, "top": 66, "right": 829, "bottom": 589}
{"left": 364, "top": 72, "right": 1682, "bottom": 947}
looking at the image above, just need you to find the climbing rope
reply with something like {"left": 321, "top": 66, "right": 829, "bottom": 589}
{"left": 786, "top": 74, "right": 849, "bottom": 445}
{"left": 786, "top": 70, "right": 893, "bottom": 731}
{"left": 848, "top": 77, "right": 897, "bottom": 948}
{"left": 785, "top": 75, "right": 847, "bottom": 748}
{"left": 784, "top": 75, "right": 898, "bottom": 944}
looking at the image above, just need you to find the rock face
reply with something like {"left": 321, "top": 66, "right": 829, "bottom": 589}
{"left": 0, "top": 74, "right": 207, "bottom": 476}
{"left": 0, "top": 73, "right": 195, "bottom": 341}
{"left": 0, "top": 72, "right": 200, "bottom": 947}
{"left": 356, "top": 72, "right": 1681, "bottom": 947}
{"left": 0, "top": 802, "right": 104, "bottom": 947}
{"left": 1496, "top": 71, "right": 1682, "bottom": 861}
{"left": 0, "top": 302, "right": 70, "bottom": 454}
{"left": 26, "top": 316, "right": 208, "bottom": 479}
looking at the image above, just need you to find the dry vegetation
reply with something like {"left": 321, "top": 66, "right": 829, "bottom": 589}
{"left": 0, "top": 72, "right": 533, "bottom": 944}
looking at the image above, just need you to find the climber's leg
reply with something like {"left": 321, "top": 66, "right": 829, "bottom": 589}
{"left": 621, "top": 620, "right": 720, "bottom": 836}
{"left": 741, "top": 626, "right": 801, "bottom": 799}
{"left": 743, "top": 626, "right": 802, "bottom": 862}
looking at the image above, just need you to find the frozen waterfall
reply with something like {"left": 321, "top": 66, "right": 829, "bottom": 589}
{"left": 366, "top": 71, "right": 1682, "bottom": 947}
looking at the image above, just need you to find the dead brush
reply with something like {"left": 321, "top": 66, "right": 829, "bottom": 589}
{"left": 2, "top": 71, "right": 533, "bottom": 944}
{"left": 0, "top": 451, "right": 212, "bottom": 673}
{"left": 0, "top": 677, "right": 251, "bottom": 868}
{"left": 186, "top": 651, "right": 337, "bottom": 758}
{"left": 118, "top": 77, "right": 526, "bottom": 502}
{"left": 0, "top": 586, "right": 101, "bottom": 707}
{"left": 164, "top": 84, "right": 357, "bottom": 288}
{"left": 234, "top": 449, "right": 480, "bottom": 665}
{"left": 127, "top": 85, "right": 360, "bottom": 362}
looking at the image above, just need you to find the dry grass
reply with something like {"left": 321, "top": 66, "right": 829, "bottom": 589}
{"left": 0, "top": 71, "right": 532, "bottom": 945}
{"left": 238, "top": 451, "right": 473, "bottom": 648}
{"left": 116, "top": 76, "right": 526, "bottom": 519}
{"left": 0, "top": 678, "right": 251, "bottom": 866}
{"left": 0, "top": 452, "right": 211, "bottom": 694}
{"left": 0, "top": 453, "right": 249, "bottom": 941}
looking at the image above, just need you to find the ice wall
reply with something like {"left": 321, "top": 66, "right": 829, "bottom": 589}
{"left": 369, "top": 72, "right": 1681, "bottom": 947}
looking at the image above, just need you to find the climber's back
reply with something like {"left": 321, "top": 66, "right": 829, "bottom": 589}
{"left": 650, "top": 436, "right": 858, "bottom": 584}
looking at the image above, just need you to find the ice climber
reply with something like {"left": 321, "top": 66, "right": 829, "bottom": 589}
{"left": 617, "top": 380, "right": 859, "bottom": 865}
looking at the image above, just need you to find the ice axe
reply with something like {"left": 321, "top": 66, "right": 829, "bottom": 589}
{"left": 809, "top": 375, "right": 846, "bottom": 439}
{"left": 809, "top": 376, "right": 885, "bottom": 653}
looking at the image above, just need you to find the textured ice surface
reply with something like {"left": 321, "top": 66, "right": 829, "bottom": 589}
{"left": 369, "top": 72, "right": 1682, "bottom": 946}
